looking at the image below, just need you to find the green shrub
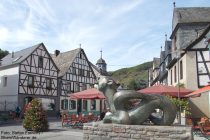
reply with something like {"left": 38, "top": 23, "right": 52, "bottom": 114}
{"left": 23, "top": 99, "right": 49, "bottom": 132}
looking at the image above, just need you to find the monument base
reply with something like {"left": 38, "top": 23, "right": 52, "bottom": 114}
{"left": 83, "top": 122, "right": 193, "bottom": 140}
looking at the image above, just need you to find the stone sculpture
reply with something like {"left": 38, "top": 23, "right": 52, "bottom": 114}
{"left": 95, "top": 76, "right": 177, "bottom": 125}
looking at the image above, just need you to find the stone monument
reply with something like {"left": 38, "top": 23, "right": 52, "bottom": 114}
{"left": 83, "top": 76, "right": 193, "bottom": 140}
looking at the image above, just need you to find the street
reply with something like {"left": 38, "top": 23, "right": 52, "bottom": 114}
{"left": 0, "top": 119, "right": 208, "bottom": 140}
{"left": 0, "top": 119, "right": 83, "bottom": 140}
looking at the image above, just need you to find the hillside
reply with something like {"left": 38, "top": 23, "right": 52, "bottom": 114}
{"left": 110, "top": 61, "right": 152, "bottom": 90}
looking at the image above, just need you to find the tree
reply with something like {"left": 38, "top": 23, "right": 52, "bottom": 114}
{"left": 167, "top": 96, "right": 191, "bottom": 115}
{"left": 127, "top": 79, "right": 147, "bottom": 90}
{"left": 0, "top": 49, "right": 9, "bottom": 59}
{"left": 23, "top": 99, "right": 49, "bottom": 132}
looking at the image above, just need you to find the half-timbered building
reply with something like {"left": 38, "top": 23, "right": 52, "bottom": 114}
{"left": 0, "top": 43, "right": 59, "bottom": 112}
{"left": 51, "top": 48, "right": 97, "bottom": 114}
{"left": 167, "top": 7, "right": 210, "bottom": 90}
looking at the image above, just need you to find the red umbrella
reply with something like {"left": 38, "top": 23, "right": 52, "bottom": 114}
{"left": 186, "top": 85, "right": 210, "bottom": 98}
{"left": 137, "top": 85, "right": 192, "bottom": 98}
{"left": 69, "top": 88, "right": 106, "bottom": 99}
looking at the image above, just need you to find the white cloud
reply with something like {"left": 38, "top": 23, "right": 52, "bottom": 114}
{"left": 0, "top": 27, "right": 9, "bottom": 47}
{"left": 0, "top": 0, "right": 210, "bottom": 71}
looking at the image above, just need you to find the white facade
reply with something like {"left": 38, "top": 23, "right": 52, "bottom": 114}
{"left": 168, "top": 52, "right": 198, "bottom": 90}
{"left": 19, "top": 44, "right": 58, "bottom": 96}
{"left": 0, "top": 43, "right": 59, "bottom": 112}
{"left": 190, "top": 91, "right": 210, "bottom": 118}
{"left": 0, "top": 66, "right": 19, "bottom": 110}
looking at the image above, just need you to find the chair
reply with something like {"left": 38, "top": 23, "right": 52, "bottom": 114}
{"left": 194, "top": 117, "right": 210, "bottom": 139}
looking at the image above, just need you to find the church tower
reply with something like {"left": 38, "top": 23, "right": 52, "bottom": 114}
{"left": 96, "top": 50, "right": 107, "bottom": 73}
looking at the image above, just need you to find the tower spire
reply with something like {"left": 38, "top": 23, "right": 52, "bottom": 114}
{"left": 100, "top": 49, "right": 102, "bottom": 59}
{"left": 165, "top": 34, "right": 167, "bottom": 41}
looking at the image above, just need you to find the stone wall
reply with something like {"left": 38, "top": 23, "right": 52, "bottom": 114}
{"left": 83, "top": 122, "right": 193, "bottom": 140}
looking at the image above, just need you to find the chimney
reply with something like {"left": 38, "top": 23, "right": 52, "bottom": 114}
{"left": 12, "top": 51, "right": 14, "bottom": 58}
{"left": 54, "top": 50, "right": 60, "bottom": 56}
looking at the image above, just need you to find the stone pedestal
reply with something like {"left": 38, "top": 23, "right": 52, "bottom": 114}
{"left": 83, "top": 122, "right": 193, "bottom": 140}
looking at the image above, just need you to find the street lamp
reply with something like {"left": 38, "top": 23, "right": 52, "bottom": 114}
{"left": 175, "top": 50, "right": 182, "bottom": 125}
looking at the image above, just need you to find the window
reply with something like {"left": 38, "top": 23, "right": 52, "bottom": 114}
{"left": 82, "top": 83, "right": 87, "bottom": 90}
{"left": 38, "top": 56, "right": 43, "bottom": 68}
{"left": 3, "top": 77, "right": 7, "bottom": 87}
{"left": 90, "top": 100, "right": 96, "bottom": 110}
{"left": 61, "top": 99, "right": 68, "bottom": 110}
{"left": 79, "top": 53, "right": 82, "bottom": 58}
{"left": 75, "top": 82, "right": 80, "bottom": 92}
{"left": 87, "top": 71, "right": 90, "bottom": 77}
{"left": 83, "top": 100, "right": 87, "bottom": 111}
{"left": 66, "top": 83, "right": 71, "bottom": 93}
{"left": 174, "top": 66, "right": 177, "bottom": 83}
{"left": 180, "top": 61, "right": 183, "bottom": 80}
{"left": 78, "top": 69, "right": 84, "bottom": 76}
{"left": 28, "top": 75, "right": 34, "bottom": 87}
{"left": 69, "top": 100, "right": 76, "bottom": 110}
{"left": 46, "top": 78, "right": 52, "bottom": 89}
{"left": 72, "top": 67, "right": 76, "bottom": 74}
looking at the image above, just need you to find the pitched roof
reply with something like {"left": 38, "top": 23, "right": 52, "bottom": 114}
{"left": 185, "top": 24, "right": 210, "bottom": 50}
{"left": 51, "top": 48, "right": 81, "bottom": 77}
{"left": 173, "top": 7, "right": 210, "bottom": 30}
{"left": 0, "top": 43, "right": 42, "bottom": 69}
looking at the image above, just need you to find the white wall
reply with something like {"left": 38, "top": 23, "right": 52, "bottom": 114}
{"left": 0, "top": 66, "right": 19, "bottom": 110}
{"left": 189, "top": 91, "right": 210, "bottom": 118}
{"left": 167, "top": 52, "right": 198, "bottom": 90}
{"left": 185, "top": 52, "right": 198, "bottom": 90}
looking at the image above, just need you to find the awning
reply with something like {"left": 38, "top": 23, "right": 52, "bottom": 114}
{"left": 186, "top": 85, "right": 210, "bottom": 98}
{"left": 69, "top": 88, "right": 106, "bottom": 99}
{"left": 138, "top": 84, "right": 193, "bottom": 98}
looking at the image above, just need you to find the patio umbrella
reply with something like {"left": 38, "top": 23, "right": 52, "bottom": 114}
{"left": 186, "top": 85, "right": 210, "bottom": 98}
{"left": 69, "top": 88, "right": 106, "bottom": 99}
{"left": 137, "top": 85, "right": 192, "bottom": 98}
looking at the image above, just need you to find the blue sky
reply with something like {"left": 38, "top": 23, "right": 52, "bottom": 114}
{"left": 0, "top": 0, "right": 210, "bottom": 71}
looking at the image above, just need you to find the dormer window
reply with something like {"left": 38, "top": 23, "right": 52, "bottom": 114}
{"left": 12, "top": 56, "right": 22, "bottom": 63}
{"left": 38, "top": 56, "right": 43, "bottom": 68}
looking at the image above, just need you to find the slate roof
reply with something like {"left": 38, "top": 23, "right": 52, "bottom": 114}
{"left": 172, "top": 7, "right": 210, "bottom": 30}
{"left": 185, "top": 24, "right": 210, "bottom": 50}
{"left": 160, "top": 51, "right": 165, "bottom": 63}
{"left": 90, "top": 62, "right": 108, "bottom": 76}
{"left": 51, "top": 48, "right": 81, "bottom": 77}
{"left": 0, "top": 43, "right": 42, "bottom": 69}
{"left": 153, "top": 57, "right": 160, "bottom": 69}
{"left": 164, "top": 40, "right": 172, "bottom": 56}
{"left": 96, "top": 58, "right": 106, "bottom": 64}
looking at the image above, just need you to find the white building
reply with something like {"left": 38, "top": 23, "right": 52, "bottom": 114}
{"left": 0, "top": 43, "right": 59, "bottom": 111}
{"left": 51, "top": 48, "right": 98, "bottom": 114}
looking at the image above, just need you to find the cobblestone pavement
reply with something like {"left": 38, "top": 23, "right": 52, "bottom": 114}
{"left": 0, "top": 119, "right": 208, "bottom": 140}
{"left": 0, "top": 119, "right": 83, "bottom": 140}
